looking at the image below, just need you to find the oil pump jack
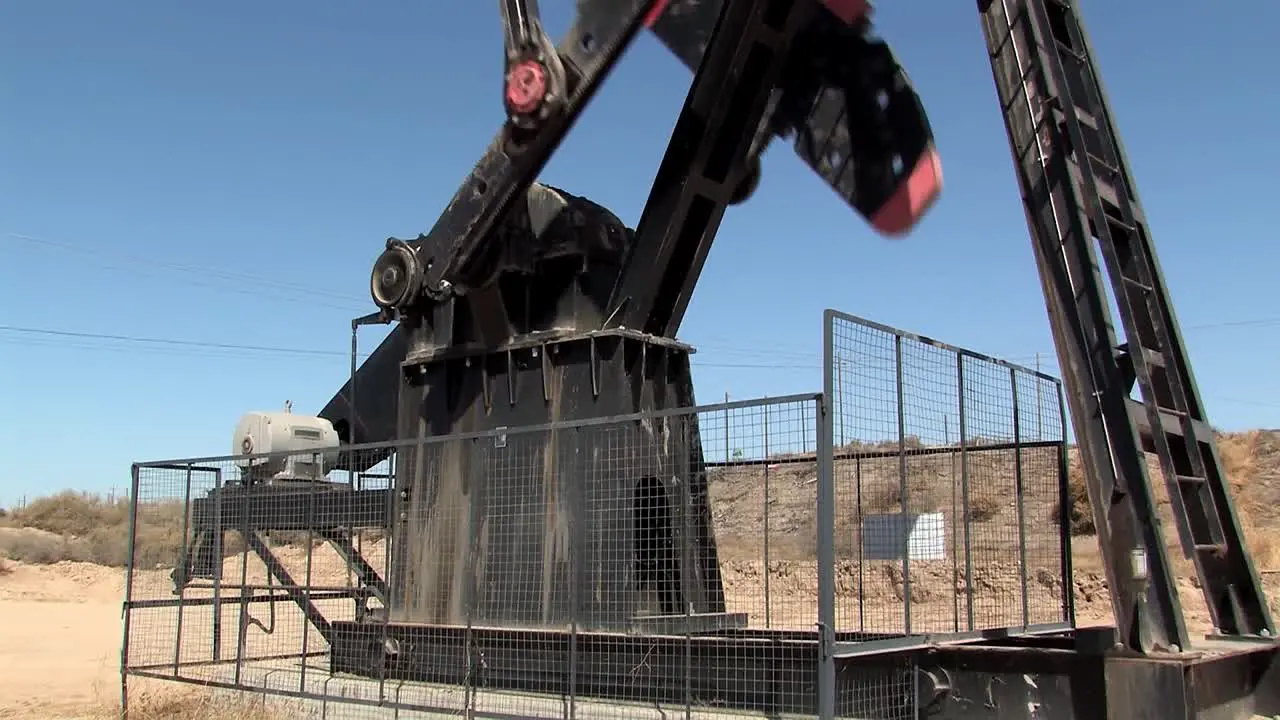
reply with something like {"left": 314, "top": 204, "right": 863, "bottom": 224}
{"left": 313, "top": 0, "right": 946, "bottom": 632}
{"left": 213, "top": 0, "right": 1278, "bottom": 716}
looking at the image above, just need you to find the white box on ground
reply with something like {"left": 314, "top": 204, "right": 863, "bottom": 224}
{"left": 860, "top": 512, "right": 946, "bottom": 561}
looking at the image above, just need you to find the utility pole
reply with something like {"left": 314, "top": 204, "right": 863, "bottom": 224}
{"left": 724, "top": 390, "right": 730, "bottom": 463}
{"left": 1035, "top": 352, "right": 1043, "bottom": 439}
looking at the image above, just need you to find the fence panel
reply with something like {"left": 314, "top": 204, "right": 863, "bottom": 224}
{"left": 122, "top": 311, "right": 1073, "bottom": 718}
{"left": 823, "top": 309, "right": 1071, "bottom": 650}
{"left": 126, "top": 395, "right": 849, "bottom": 719}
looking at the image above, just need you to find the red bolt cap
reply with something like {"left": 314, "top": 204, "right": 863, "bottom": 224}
{"left": 505, "top": 60, "right": 547, "bottom": 115}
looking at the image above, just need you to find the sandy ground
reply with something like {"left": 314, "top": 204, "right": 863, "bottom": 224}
{"left": 0, "top": 562, "right": 127, "bottom": 719}
{"left": 4, "top": 546, "right": 1274, "bottom": 720}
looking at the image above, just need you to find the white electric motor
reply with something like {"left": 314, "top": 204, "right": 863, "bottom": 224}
{"left": 233, "top": 408, "right": 340, "bottom": 483}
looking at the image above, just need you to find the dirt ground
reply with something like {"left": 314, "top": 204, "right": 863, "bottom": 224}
{"left": 2, "top": 436, "right": 1279, "bottom": 719}
{"left": 0, "top": 562, "right": 127, "bottom": 719}
{"left": 2, "top": 549, "right": 1275, "bottom": 719}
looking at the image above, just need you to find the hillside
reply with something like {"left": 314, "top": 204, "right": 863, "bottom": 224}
{"left": 2, "top": 429, "right": 1278, "bottom": 636}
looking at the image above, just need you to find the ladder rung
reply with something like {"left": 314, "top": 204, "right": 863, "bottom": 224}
{"left": 1072, "top": 107, "right": 1098, "bottom": 130}
{"left": 1139, "top": 346, "right": 1166, "bottom": 368}
{"left": 1055, "top": 41, "right": 1087, "bottom": 66}
{"left": 1194, "top": 543, "right": 1226, "bottom": 555}
{"left": 1176, "top": 474, "right": 1206, "bottom": 486}
{"left": 1086, "top": 152, "right": 1119, "bottom": 178}
{"left": 1122, "top": 276, "right": 1153, "bottom": 293}
{"left": 1106, "top": 216, "right": 1137, "bottom": 236}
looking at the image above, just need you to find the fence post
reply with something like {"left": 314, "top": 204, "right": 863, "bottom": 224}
{"left": 1056, "top": 379, "right": 1077, "bottom": 627}
{"left": 119, "top": 464, "right": 142, "bottom": 720}
{"left": 682, "top": 417, "right": 695, "bottom": 719}
{"left": 173, "top": 464, "right": 194, "bottom": 675}
{"left": 724, "top": 391, "right": 730, "bottom": 464}
{"left": 856, "top": 454, "right": 865, "bottom": 632}
{"left": 212, "top": 468, "right": 225, "bottom": 662}
{"left": 894, "top": 334, "right": 911, "bottom": 635}
{"left": 763, "top": 405, "right": 772, "bottom": 628}
{"left": 957, "top": 355, "right": 975, "bottom": 630}
{"left": 1011, "top": 367, "right": 1030, "bottom": 629}
{"left": 946, "top": 413, "right": 959, "bottom": 633}
{"left": 817, "top": 314, "right": 837, "bottom": 720}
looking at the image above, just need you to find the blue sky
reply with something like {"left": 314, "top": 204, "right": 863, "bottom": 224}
{"left": 2, "top": 1, "right": 1278, "bottom": 506}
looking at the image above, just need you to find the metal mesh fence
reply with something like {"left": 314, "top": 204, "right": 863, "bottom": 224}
{"left": 823, "top": 310, "right": 1072, "bottom": 649}
{"left": 120, "top": 313, "right": 1073, "bottom": 719}
{"left": 125, "top": 394, "right": 864, "bottom": 719}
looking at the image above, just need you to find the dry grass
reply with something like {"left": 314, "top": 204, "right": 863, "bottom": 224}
{"left": 1218, "top": 431, "right": 1280, "bottom": 570}
{"left": 0, "top": 491, "right": 185, "bottom": 568}
{"left": 966, "top": 493, "right": 1004, "bottom": 522}
{"left": 1059, "top": 429, "right": 1280, "bottom": 569}
{"left": 93, "top": 689, "right": 304, "bottom": 720}
{"left": 1064, "top": 455, "right": 1094, "bottom": 536}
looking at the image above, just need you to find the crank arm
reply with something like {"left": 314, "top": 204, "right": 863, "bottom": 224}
{"left": 371, "top": 0, "right": 663, "bottom": 313}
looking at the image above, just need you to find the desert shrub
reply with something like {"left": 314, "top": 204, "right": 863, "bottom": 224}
{"left": 1062, "top": 456, "right": 1095, "bottom": 536}
{"left": 966, "top": 493, "right": 1003, "bottom": 522}
{"left": 865, "top": 479, "right": 945, "bottom": 514}
{"left": 0, "top": 526, "right": 92, "bottom": 563}
{"left": 2, "top": 491, "right": 186, "bottom": 567}
{"left": 8, "top": 490, "right": 130, "bottom": 537}
{"left": 1215, "top": 431, "right": 1280, "bottom": 569}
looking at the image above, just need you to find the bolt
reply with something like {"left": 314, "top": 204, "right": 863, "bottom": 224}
{"left": 505, "top": 59, "right": 547, "bottom": 115}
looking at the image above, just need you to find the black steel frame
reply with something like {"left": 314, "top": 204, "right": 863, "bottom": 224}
{"left": 123, "top": 0, "right": 1280, "bottom": 715}
{"left": 978, "top": 0, "right": 1275, "bottom": 653}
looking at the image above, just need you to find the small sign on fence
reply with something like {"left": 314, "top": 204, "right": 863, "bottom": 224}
{"left": 860, "top": 512, "right": 947, "bottom": 562}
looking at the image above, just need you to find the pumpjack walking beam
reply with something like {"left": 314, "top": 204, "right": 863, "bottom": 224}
{"left": 978, "top": 0, "right": 1275, "bottom": 653}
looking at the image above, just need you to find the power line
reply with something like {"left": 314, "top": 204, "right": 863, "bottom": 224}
{"left": 6, "top": 232, "right": 365, "bottom": 303}
{"left": 9, "top": 229, "right": 1279, "bottom": 367}
{"left": 2, "top": 325, "right": 1273, "bottom": 413}
{"left": 0, "top": 325, "right": 348, "bottom": 357}
{"left": 4, "top": 231, "right": 370, "bottom": 313}
{"left": 0, "top": 325, "right": 817, "bottom": 370}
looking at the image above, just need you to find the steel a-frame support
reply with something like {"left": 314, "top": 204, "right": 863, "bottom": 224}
{"left": 978, "top": 0, "right": 1275, "bottom": 653}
